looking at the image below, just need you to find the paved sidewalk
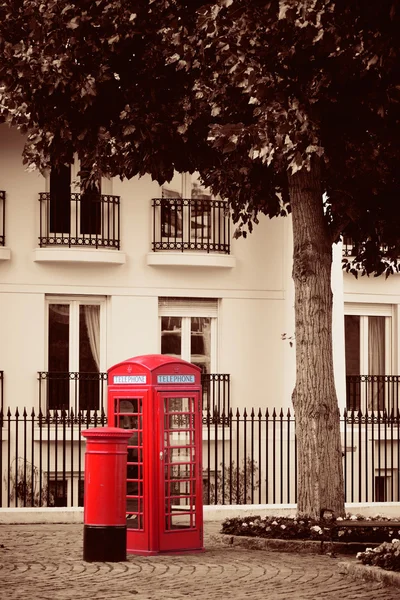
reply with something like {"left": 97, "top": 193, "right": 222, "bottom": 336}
{"left": 0, "top": 521, "right": 398, "bottom": 600}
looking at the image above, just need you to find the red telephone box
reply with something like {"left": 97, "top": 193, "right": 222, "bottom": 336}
{"left": 107, "top": 354, "right": 204, "bottom": 556}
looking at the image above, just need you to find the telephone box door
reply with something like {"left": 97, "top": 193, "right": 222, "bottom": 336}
{"left": 158, "top": 392, "right": 203, "bottom": 552}
{"left": 110, "top": 392, "right": 150, "bottom": 553}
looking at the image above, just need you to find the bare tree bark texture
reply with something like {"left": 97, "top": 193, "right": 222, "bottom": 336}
{"left": 289, "top": 160, "right": 345, "bottom": 519}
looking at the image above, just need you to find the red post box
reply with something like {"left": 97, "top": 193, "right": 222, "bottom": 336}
{"left": 107, "top": 354, "right": 204, "bottom": 556}
{"left": 82, "top": 426, "right": 132, "bottom": 562}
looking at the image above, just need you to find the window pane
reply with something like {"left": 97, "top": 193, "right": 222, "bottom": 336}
{"left": 161, "top": 317, "right": 182, "bottom": 358}
{"left": 162, "top": 173, "right": 183, "bottom": 198}
{"left": 50, "top": 165, "right": 71, "bottom": 233}
{"left": 48, "top": 304, "right": 69, "bottom": 410}
{"left": 79, "top": 305, "right": 100, "bottom": 411}
{"left": 191, "top": 317, "right": 211, "bottom": 374}
{"left": 161, "top": 201, "right": 182, "bottom": 237}
{"left": 191, "top": 172, "right": 214, "bottom": 200}
{"left": 368, "top": 316, "right": 385, "bottom": 375}
{"left": 344, "top": 315, "right": 360, "bottom": 376}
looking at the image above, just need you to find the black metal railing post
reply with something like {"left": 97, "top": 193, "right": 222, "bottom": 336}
{"left": 0, "top": 191, "right": 5, "bottom": 246}
{"left": 0, "top": 371, "right": 3, "bottom": 416}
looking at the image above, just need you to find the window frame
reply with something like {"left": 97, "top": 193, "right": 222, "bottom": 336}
{"left": 44, "top": 296, "right": 107, "bottom": 411}
{"left": 158, "top": 298, "right": 218, "bottom": 374}
{"left": 344, "top": 303, "right": 394, "bottom": 376}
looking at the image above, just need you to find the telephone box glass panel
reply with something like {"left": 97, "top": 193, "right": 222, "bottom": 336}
{"left": 114, "top": 398, "right": 144, "bottom": 530}
{"left": 163, "top": 397, "right": 197, "bottom": 531}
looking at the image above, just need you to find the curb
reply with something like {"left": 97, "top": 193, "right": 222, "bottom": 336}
{"left": 338, "top": 561, "right": 400, "bottom": 589}
{"left": 211, "top": 533, "right": 380, "bottom": 555}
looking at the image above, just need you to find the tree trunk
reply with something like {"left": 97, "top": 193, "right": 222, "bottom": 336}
{"left": 288, "top": 160, "right": 345, "bottom": 519}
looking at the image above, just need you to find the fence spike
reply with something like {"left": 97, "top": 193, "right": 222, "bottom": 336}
{"left": 272, "top": 408, "right": 276, "bottom": 418}
{"left": 243, "top": 407, "right": 247, "bottom": 418}
{"left": 265, "top": 407, "right": 269, "bottom": 418}
{"left": 236, "top": 408, "right": 240, "bottom": 418}
{"left": 23, "top": 407, "right": 27, "bottom": 418}
{"left": 250, "top": 408, "right": 255, "bottom": 418}
{"left": 286, "top": 408, "right": 291, "bottom": 418}
{"left": 15, "top": 407, "right": 19, "bottom": 418}
{"left": 7, "top": 407, "right": 11, "bottom": 418}
{"left": 258, "top": 408, "right": 262, "bottom": 418}
{"left": 279, "top": 408, "right": 284, "bottom": 418}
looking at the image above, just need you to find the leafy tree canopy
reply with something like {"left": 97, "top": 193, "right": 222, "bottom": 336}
{"left": 1, "top": 0, "right": 400, "bottom": 275}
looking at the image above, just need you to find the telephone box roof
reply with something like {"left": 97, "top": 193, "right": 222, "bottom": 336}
{"left": 107, "top": 354, "right": 201, "bottom": 375}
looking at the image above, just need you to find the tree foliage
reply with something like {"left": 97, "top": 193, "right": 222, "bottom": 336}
{"left": 0, "top": 1, "right": 399, "bottom": 275}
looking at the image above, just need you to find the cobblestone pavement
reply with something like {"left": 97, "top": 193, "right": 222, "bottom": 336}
{"left": 0, "top": 522, "right": 398, "bottom": 600}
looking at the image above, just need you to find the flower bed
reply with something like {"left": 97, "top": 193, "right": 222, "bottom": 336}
{"left": 221, "top": 514, "right": 400, "bottom": 544}
{"left": 357, "top": 540, "right": 400, "bottom": 572}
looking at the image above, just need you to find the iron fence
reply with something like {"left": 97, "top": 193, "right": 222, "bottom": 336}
{"left": 0, "top": 409, "right": 106, "bottom": 507}
{"left": 38, "top": 192, "right": 121, "bottom": 249}
{"left": 0, "top": 191, "right": 5, "bottom": 246}
{"left": 1, "top": 406, "right": 399, "bottom": 508}
{"left": 151, "top": 198, "right": 231, "bottom": 254}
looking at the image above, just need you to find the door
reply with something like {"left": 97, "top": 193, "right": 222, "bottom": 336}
{"left": 158, "top": 392, "right": 203, "bottom": 552}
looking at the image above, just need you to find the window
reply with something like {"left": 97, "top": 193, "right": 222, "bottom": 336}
{"left": 159, "top": 298, "right": 218, "bottom": 374}
{"left": 161, "top": 172, "right": 214, "bottom": 242}
{"left": 153, "top": 172, "right": 230, "bottom": 255}
{"left": 49, "top": 158, "right": 101, "bottom": 236}
{"left": 344, "top": 306, "right": 393, "bottom": 412}
{"left": 43, "top": 297, "right": 106, "bottom": 411}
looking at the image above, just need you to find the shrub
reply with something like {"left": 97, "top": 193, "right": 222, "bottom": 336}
{"left": 203, "top": 458, "right": 259, "bottom": 505}
{"left": 357, "top": 540, "right": 400, "bottom": 572}
{"left": 221, "top": 514, "right": 400, "bottom": 544}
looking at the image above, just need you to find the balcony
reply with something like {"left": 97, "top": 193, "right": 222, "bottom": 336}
{"left": 35, "top": 192, "right": 125, "bottom": 264}
{"left": 149, "top": 198, "right": 235, "bottom": 268}
{"left": 38, "top": 371, "right": 107, "bottom": 414}
{"left": 346, "top": 375, "right": 400, "bottom": 414}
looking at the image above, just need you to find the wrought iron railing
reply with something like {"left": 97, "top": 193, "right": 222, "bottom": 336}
{"left": 152, "top": 198, "right": 231, "bottom": 253}
{"left": 0, "top": 191, "right": 5, "bottom": 246}
{"left": 1, "top": 406, "right": 399, "bottom": 508}
{"left": 38, "top": 371, "right": 107, "bottom": 413}
{"left": 346, "top": 375, "right": 400, "bottom": 414}
{"left": 201, "top": 373, "right": 230, "bottom": 415}
{"left": 38, "top": 192, "right": 121, "bottom": 249}
{"left": 342, "top": 237, "right": 392, "bottom": 258}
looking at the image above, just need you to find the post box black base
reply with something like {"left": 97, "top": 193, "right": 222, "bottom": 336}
{"left": 83, "top": 525, "right": 127, "bottom": 562}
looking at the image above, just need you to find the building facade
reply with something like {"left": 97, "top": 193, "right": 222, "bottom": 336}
{"left": 0, "top": 123, "right": 399, "bottom": 507}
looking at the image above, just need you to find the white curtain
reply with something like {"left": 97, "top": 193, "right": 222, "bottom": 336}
{"left": 368, "top": 317, "right": 385, "bottom": 411}
{"left": 49, "top": 304, "right": 69, "bottom": 324}
{"left": 84, "top": 305, "right": 100, "bottom": 370}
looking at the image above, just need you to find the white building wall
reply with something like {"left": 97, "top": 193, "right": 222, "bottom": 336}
{"left": 0, "top": 124, "right": 294, "bottom": 414}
